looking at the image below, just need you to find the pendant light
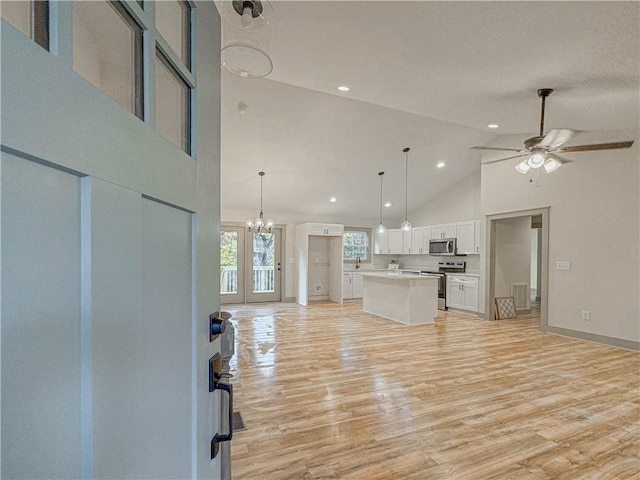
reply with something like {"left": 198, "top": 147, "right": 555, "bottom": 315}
{"left": 219, "top": 0, "right": 275, "bottom": 79}
{"left": 246, "top": 171, "right": 274, "bottom": 233}
{"left": 401, "top": 147, "right": 411, "bottom": 231}
{"left": 376, "top": 171, "right": 386, "bottom": 233}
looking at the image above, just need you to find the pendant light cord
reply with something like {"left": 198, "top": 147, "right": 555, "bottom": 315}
{"left": 379, "top": 172, "right": 384, "bottom": 224}
{"left": 403, "top": 148, "right": 410, "bottom": 221}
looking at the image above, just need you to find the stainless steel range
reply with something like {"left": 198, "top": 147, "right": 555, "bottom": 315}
{"left": 420, "top": 261, "right": 466, "bottom": 310}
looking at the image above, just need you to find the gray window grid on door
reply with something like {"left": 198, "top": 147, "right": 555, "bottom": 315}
{"left": 3, "top": 0, "right": 197, "bottom": 157}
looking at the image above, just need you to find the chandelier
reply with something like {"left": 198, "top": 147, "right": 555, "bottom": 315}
{"left": 246, "top": 171, "right": 274, "bottom": 233}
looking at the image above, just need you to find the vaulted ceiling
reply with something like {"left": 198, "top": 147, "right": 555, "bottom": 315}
{"left": 218, "top": 1, "right": 639, "bottom": 223}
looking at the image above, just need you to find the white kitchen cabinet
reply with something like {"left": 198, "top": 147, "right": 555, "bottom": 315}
{"left": 342, "top": 272, "right": 364, "bottom": 299}
{"left": 343, "top": 272, "right": 353, "bottom": 299}
{"left": 352, "top": 273, "right": 364, "bottom": 298}
{"left": 446, "top": 275, "right": 479, "bottom": 312}
{"left": 411, "top": 226, "right": 431, "bottom": 254}
{"left": 306, "top": 223, "right": 344, "bottom": 236}
{"left": 296, "top": 223, "right": 344, "bottom": 306}
{"left": 388, "top": 229, "right": 403, "bottom": 254}
{"left": 374, "top": 229, "right": 390, "bottom": 254}
{"left": 432, "top": 223, "right": 457, "bottom": 239}
{"left": 456, "top": 220, "right": 482, "bottom": 255}
{"left": 474, "top": 219, "right": 482, "bottom": 254}
{"left": 388, "top": 229, "right": 411, "bottom": 254}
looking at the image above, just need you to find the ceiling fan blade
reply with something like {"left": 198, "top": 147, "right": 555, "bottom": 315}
{"left": 549, "top": 153, "right": 573, "bottom": 164}
{"left": 555, "top": 140, "right": 634, "bottom": 153}
{"left": 539, "top": 129, "right": 576, "bottom": 149}
{"left": 482, "top": 153, "right": 529, "bottom": 165}
{"left": 471, "top": 146, "right": 524, "bottom": 152}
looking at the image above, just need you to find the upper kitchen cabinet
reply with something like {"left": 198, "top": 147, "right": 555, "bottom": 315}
{"left": 456, "top": 220, "right": 481, "bottom": 255}
{"left": 411, "top": 226, "right": 431, "bottom": 254}
{"left": 304, "top": 223, "right": 344, "bottom": 236}
{"left": 389, "top": 229, "right": 411, "bottom": 254}
{"left": 431, "top": 223, "right": 457, "bottom": 239}
{"left": 374, "top": 229, "right": 390, "bottom": 254}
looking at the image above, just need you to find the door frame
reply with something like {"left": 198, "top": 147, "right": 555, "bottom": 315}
{"left": 484, "top": 207, "right": 549, "bottom": 330}
{"left": 220, "top": 223, "right": 285, "bottom": 304}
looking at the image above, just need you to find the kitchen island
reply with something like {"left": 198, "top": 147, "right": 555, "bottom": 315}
{"left": 359, "top": 271, "right": 439, "bottom": 325}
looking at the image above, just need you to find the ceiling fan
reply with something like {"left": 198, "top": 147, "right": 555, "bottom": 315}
{"left": 473, "top": 88, "right": 634, "bottom": 174}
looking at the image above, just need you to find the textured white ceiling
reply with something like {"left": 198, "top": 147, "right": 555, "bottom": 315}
{"left": 219, "top": 1, "right": 639, "bottom": 223}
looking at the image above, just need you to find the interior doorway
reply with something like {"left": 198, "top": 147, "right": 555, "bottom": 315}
{"left": 485, "top": 208, "right": 549, "bottom": 329}
{"left": 220, "top": 225, "right": 283, "bottom": 304}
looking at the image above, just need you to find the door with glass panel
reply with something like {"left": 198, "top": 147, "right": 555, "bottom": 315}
{"left": 220, "top": 228, "right": 245, "bottom": 304}
{"left": 220, "top": 227, "right": 282, "bottom": 303}
{"left": 245, "top": 228, "right": 282, "bottom": 302}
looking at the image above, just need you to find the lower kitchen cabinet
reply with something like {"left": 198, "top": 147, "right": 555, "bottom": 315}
{"left": 446, "top": 275, "right": 479, "bottom": 312}
{"left": 352, "top": 273, "right": 364, "bottom": 298}
{"left": 343, "top": 272, "right": 364, "bottom": 300}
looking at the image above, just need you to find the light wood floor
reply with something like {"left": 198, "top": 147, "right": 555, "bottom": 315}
{"left": 224, "top": 301, "right": 640, "bottom": 479}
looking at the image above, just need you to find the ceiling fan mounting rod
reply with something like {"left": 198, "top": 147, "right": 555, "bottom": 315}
{"left": 537, "top": 88, "right": 553, "bottom": 136}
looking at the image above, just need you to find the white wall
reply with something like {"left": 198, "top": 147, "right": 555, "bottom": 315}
{"left": 409, "top": 170, "right": 482, "bottom": 226}
{"left": 481, "top": 130, "right": 639, "bottom": 345}
{"left": 494, "top": 216, "right": 531, "bottom": 299}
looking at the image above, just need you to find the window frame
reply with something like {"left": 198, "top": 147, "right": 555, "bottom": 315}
{"left": 343, "top": 228, "right": 372, "bottom": 264}
{"left": 155, "top": 47, "right": 192, "bottom": 154}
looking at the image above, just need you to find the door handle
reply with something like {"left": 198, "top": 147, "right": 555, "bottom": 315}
{"left": 211, "top": 382, "right": 233, "bottom": 459}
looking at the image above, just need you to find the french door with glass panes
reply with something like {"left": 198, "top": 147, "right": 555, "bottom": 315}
{"left": 220, "top": 226, "right": 282, "bottom": 303}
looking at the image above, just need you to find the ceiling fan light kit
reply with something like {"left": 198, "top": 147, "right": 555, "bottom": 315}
{"left": 473, "top": 88, "right": 634, "bottom": 182}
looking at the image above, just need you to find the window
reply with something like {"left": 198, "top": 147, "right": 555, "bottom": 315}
{"left": 155, "top": 50, "right": 191, "bottom": 153}
{"left": 155, "top": 0, "right": 191, "bottom": 69}
{"left": 1, "top": 0, "right": 49, "bottom": 50}
{"left": 73, "top": 1, "right": 143, "bottom": 119}
{"left": 343, "top": 229, "right": 371, "bottom": 263}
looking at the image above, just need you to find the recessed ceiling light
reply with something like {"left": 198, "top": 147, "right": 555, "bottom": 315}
{"left": 384, "top": 202, "right": 392, "bottom": 207}
{"left": 337, "top": 85, "right": 350, "bottom": 92}
{"left": 330, "top": 197, "right": 337, "bottom": 203}
{"left": 437, "top": 161, "right": 446, "bottom": 168}
{"left": 488, "top": 124, "right": 499, "bottom": 129}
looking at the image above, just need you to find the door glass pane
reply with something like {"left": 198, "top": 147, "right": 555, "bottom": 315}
{"left": 155, "top": 0, "right": 190, "bottom": 68}
{"left": 156, "top": 50, "right": 190, "bottom": 153}
{"left": 73, "top": 1, "right": 142, "bottom": 118}
{"left": 252, "top": 233, "right": 274, "bottom": 294}
{"left": 1, "top": 1, "right": 31, "bottom": 37}
{"left": 220, "top": 231, "right": 238, "bottom": 295}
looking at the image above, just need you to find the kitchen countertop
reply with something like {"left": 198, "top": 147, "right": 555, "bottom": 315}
{"left": 359, "top": 271, "right": 439, "bottom": 280}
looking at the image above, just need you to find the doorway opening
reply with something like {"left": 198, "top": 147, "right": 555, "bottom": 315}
{"left": 485, "top": 208, "right": 549, "bottom": 330}
{"left": 220, "top": 225, "right": 283, "bottom": 304}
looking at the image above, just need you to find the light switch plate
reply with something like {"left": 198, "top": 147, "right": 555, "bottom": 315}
{"left": 556, "top": 261, "right": 571, "bottom": 270}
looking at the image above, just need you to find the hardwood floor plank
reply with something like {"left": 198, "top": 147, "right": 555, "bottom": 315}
{"left": 225, "top": 301, "right": 640, "bottom": 479}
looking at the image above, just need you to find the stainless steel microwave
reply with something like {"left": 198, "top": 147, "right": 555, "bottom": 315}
{"left": 428, "top": 238, "right": 457, "bottom": 256}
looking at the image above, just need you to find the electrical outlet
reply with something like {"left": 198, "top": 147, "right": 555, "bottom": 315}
{"left": 314, "top": 285, "right": 322, "bottom": 292}
{"left": 581, "top": 310, "right": 591, "bottom": 321}
{"left": 556, "top": 261, "right": 571, "bottom": 270}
